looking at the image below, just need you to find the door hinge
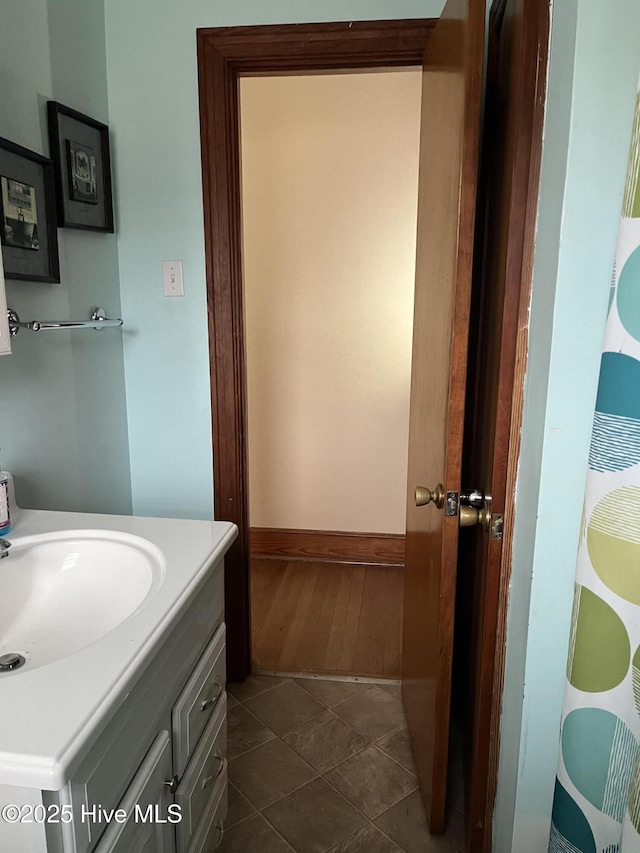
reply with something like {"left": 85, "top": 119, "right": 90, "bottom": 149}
{"left": 445, "top": 491, "right": 459, "bottom": 516}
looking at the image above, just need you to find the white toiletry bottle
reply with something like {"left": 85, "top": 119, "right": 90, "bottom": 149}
{"left": 0, "top": 471, "right": 11, "bottom": 535}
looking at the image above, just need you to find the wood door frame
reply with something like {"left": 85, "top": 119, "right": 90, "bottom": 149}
{"left": 197, "top": 19, "right": 436, "bottom": 682}
{"left": 470, "top": 1, "right": 550, "bottom": 846}
{"left": 197, "top": 11, "right": 548, "bottom": 848}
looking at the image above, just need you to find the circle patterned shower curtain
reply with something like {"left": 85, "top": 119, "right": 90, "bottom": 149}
{"left": 549, "top": 81, "right": 640, "bottom": 853}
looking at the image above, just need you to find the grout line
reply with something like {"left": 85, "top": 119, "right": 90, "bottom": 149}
{"left": 276, "top": 709, "right": 327, "bottom": 738}
{"left": 236, "top": 762, "right": 431, "bottom": 851}
{"left": 221, "top": 810, "right": 254, "bottom": 834}
{"left": 374, "top": 747, "right": 420, "bottom": 782}
{"left": 250, "top": 736, "right": 397, "bottom": 853}
{"left": 231, "top": 721, "right": 374, "bottom": 833}
{"left": 227, "top": 676, "right": 465, "bottom": 852}
{"left": 374, "top": 726, "right": 422, "bottom": 779}
{"left": 367, "top": 821, "right": 407, "bottom": 853}
{"left": 290, "top": 680, "right": 333, "bottom": 709}
{"left": 311, "top": 768, "right": 379, "bottom": 827}
{"left": 239, "top": 681, "right": 329, "bottom": 736}
{"left": 282, "top": 697, "right": 410, "bottom": 768}
{"left": 375, "top": 720, "right": 410, "bottom": 741}
{"left": 326, "top": 681, "right": 405, "bottom": 714}
{"left": 258, "top": 771, "right": 322, "bottom": 814}
{"left": 248, "top": 809, "right": 298, "bottom": 852}
{"left": 293, "top": 678, "right": 388, "bottom": 716}
{"left": 229, "top": 738, "right": 323, "bottom": 816}
{"left": 275, "top": 708, "right": 422, "bottom": 846}
{"left": 318, "top": 768, "right": 421, "bottom": 850}
{"left": 231, "top": 679, "right": 410, "bottom": 766}
{"left": 227, "top": 673, "right": 293, "bottom": 704}
{"left": 233, "top": 695, "right": 274, "bottom": 720}
{"left": 227, "top": 702, "right": 279, "bottom": 761}
{"left": 228, "top": 702, "right": 326, "bottom": 813}
{"left": 323, "top": 822, "right": 403, "bottom": 853}
{"left": 327, "top": 682, "right": 380, "bottom": 712}
{"left": 281, "top": 709, "right": 397, "bottom": 778}
{"left": 317, "top": 744, "right": 419, "bottom": 827}
{"left": 227, "top": 735, "right": 277, "bottom": 764}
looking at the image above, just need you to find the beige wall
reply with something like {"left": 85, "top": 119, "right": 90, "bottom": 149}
{"left": 241, "top": 71, "right": 421, "bottom": 534}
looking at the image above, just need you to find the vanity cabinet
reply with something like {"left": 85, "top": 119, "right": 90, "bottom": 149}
{"left": 2, "top": 554, "right": 229, "bottom": 853}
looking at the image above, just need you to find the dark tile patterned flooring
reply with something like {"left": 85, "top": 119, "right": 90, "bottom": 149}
{"left": 221, "top": 675, "right": 465, "bottom": 853}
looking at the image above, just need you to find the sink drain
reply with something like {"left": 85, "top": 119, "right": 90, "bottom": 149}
{"left": 0, "top": 653, "right": 26, "bottom": 672}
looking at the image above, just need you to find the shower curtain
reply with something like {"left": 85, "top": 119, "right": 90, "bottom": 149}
{"left": 549, "top": 82, "right": 640, "bottom": 853}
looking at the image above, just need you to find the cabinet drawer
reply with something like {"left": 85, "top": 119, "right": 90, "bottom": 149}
{"left": 173, "top": 623, "right": 226, "bottom": 775}
{"left": 175, "top": 695, "right": 227, "bottom": 853}
{"left": 187, "top": 775, "right": 226, "bottom": 853}
{"left": 93, "top": 731, "right": 175, "bottom": 853}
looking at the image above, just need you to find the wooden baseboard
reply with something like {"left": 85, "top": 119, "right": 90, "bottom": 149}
{"left": 250, "top": 527, "right": 405, "bottom": 567}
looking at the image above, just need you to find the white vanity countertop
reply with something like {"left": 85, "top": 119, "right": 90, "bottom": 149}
{"left": 0, "top": 507, "right": 237, "bottom": 791}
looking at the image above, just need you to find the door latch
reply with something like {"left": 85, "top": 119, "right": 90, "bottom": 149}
{"left": 491, "top": 513, "right": 504, "bottom": 541}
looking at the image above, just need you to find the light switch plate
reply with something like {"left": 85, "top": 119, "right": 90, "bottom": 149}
{"left": 162, "top": 260, "right": 184, "bottom": 297}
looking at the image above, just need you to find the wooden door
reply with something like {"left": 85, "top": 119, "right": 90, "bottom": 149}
{"left": 401, "top": 0, "right": 485, "bottom": 835}
{"left": 457, "top": 0, "right": 550, "bottom": 849}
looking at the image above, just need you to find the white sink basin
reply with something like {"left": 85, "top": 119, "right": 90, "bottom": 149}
{"left": 0, "top": 530, "right": 165, "bottom": 673}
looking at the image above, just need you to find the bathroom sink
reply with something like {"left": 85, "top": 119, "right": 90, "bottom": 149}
{"left": 0, "top": 530, "right": 165, "bottom": 673}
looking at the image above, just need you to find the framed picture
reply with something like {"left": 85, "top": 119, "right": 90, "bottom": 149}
{"left": 47, "top": 101, "right": 114, "bottom": 232}
{"left": 0, "top": 137, "right": 60, "bottom": 283}
{"left": 0, "top": 249, "right": 12, "bottom": 355}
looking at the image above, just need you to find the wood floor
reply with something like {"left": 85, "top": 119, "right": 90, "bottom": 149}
{"left": 250, "top": 558, "right": 404, "bottom": 679}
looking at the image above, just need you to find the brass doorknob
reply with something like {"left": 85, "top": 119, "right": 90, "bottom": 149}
{"left": 459, "top": 503, "right": 491, "bottom": 532}
{"left": 415, "top": 484, "right": 445, "bottom": 509}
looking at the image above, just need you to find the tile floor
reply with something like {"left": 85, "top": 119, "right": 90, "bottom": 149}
{"left": 221, "top": 675, "right": 465, "bottom": 853}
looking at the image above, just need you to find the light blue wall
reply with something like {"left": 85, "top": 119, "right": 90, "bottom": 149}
{"left": 494, "top": 1, "right": 640, "bottom": 850}
{"left": 0, "top": 1, "right": 131, "bottom": 514}
{"left": 104, "top": 0, "right": 444, "bottom": 520}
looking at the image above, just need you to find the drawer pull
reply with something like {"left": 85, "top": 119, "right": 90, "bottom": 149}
{"left": 165, "top": 774, "right": 180, "bottom": 795}
{"left": 201, "top": 753, "right": 225, "bottom": 790}
{"left": 200, "top": 678, "right": 223, "bottom": 712}
{"left": 207, "top": 822, "right": 224, "bottom": 852}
